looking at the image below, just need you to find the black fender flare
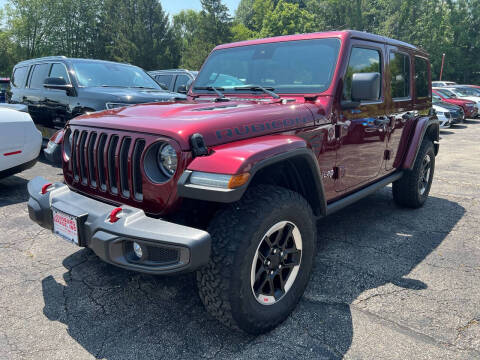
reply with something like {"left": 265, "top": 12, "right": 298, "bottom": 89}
{"left": 177, "top": 148, "right": 327, "bottom": 216}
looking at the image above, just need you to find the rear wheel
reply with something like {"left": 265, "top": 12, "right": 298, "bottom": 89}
{"left": 393, "top": 139, "right": 435, "bottom": 208}
{"left": 196, "top": 185, "right": 316, "bottom": 334}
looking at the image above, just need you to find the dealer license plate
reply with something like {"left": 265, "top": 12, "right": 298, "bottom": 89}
{"left": 52, "top": 207, "right": 79, "bottom": 245}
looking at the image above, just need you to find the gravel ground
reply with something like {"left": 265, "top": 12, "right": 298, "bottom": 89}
{"left": 1, "top": 119, "right": 479, "bottom": 360}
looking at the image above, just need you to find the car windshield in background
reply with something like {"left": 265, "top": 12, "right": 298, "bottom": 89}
{"left": 454, "top": 87, "right": 480, "bottom": 97}
{"left": 0, "top": 82, "right": 8, "bottom": 90}
{"left": 194, "top": 38, "right": 341, "bottom": 94}
{"left": 72, "top": 62, "right": 162, "bottom": 89}
{"left": 436, "top": 89, "right": 455, "bottom": 98}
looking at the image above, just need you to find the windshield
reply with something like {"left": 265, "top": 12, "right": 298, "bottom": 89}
{"left": 194, "top": 38, "right": 341, "bottom": 94}
{"left": 72, "top": 62, "right": 162, "bottom": 89}
{"left": 436, "top": 89, "right": 455, "bottom": 98}
{"left": 453, "top": 87, "right": 480, "bottom": 97}
{"left": 0, "top": 82, "right": 8, "bottom": 91}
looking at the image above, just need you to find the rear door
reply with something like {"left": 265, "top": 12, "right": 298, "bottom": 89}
{"left": 385, "top": 47, "right": 413, "bottom": 171}
{"left": 335, "top": 41, "right": 388, "bottom": 192}
{"left": 23, "top": 63, "right": 51, "bottom": 125}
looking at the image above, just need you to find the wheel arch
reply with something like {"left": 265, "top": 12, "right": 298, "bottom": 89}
{"left": 178, "top": 145, "right": 327, "bottom": 217}
{"left": 401, "top": 116, "right": 439, "bottom": 170}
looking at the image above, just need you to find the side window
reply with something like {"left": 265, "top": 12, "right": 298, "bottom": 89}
{"left": 343, "top": 47, "right": 382, "bottom": 101}
{"left": 433, "top": 94, "right": 442, "bottom": 101}
{"left": 11, "top": 66, "right": 29, "bottom": 88}
{"left": 390, "top": 52, "right": 410, "bottom": 99}
{"left": 415, "top": 57, "right": 429, "bottom": 98}
{"left": 174, "top": 75, "right": 190, "bottom": 92}
{"left": 49, "top": 63, "right": 71, "bottom": 84}
{"left": 155, "top": 74, "right": 174, "bottom": 89}
{"left": 28, "top": 63, "right": 51, "bottom": 89}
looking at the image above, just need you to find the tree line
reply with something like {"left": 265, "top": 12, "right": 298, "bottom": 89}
{"left": 0, "top": 0, "right": 479, "bottom": 84}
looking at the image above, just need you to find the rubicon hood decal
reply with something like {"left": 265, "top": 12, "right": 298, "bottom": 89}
{"left": 71, "top": 100, "right": 317, "bottom": 150}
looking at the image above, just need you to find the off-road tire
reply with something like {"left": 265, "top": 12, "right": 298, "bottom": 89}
{"left": 393, "top": 139, "right": 435, "bottom": 208}
{"left": 196, "top": 185, "right": 316, "bottom": 334}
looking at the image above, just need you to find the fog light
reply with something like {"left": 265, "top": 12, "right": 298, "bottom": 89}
{"left": 133, "top": 242, "right": 143, "bottom": 259}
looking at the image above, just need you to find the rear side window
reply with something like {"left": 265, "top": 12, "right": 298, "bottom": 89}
{"left": 390, "top": 52, "right": 410, "bottom": 99}
{"left": 12, "top": 66, "right": 29, "bottom": 88}
{"left": 49, "top": 63, "right": 71, "bottom": 84}
{"left": 29, "top": 63, "right": 51, "bottom": 89}
{"left": 415, "top": 57, "right": 429, "bottom": 98}
{"left": 156, "top": 74, "right": 174, "bottom": 89}
{"left": 343, "top": 47, "right": 382, "bottom": 101}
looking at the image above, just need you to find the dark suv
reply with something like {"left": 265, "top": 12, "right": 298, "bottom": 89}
{"left": 0, "top": 77, "right": 9, "bottom": 103}
{"left": 149, "top": 69, "right": 197, "bottom": 94}
{"left": 9, "top": 57, "right": 185, "bottom": 129}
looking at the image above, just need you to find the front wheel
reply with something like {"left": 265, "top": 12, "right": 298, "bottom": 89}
{"left": 393, "top": 139, "right": 435, "bottom": 208}
{"left": 196, "top": 185, "right": 316, "bottom": 334}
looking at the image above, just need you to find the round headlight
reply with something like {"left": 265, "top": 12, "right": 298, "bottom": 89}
{"left": 157, "top": 144, "right": 177, "bottom": 177}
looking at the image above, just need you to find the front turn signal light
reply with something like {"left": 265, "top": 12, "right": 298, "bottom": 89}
{"left": 228, "top": 173, "right": 250, "bottom": 189}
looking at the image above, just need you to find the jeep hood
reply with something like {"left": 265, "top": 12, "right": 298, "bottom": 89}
{"left": 71, "top": 99, "right": 319, "bottom": 150}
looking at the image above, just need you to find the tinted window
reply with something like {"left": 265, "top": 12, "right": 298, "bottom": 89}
{"left": 156, "top": 74, "right": 174, "bottom": 89}
{"left": 390, "top": 52, "right": 410, "bottom": 99}
{"left": 343, "top": 47, "right": 382, "bottom": 101}
{"left": 194, "top": 38, "right": 341, "bottom": 94}
{"left": 49, "top": 63, "right": 70, "bottom": 84}
{"left": 12, "top": 66, "right": 29, "bottom": 88}
{"left": 415, "top": 57, "right": 429, "bottom": 98}
{"left": 0, "top": 82, "right": 9, "bottom": 91}
{"left": 174, "top": 75, "right": 190, "bottom": 92}
{"left": 29, "top": 63, "right": 51, "bottom": 89}
{"left": 72, "top": 62, "right": 161, "bottom": 89}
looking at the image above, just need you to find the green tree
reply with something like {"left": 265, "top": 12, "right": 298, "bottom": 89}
{"left": 260, "top": 0, "right": 316, "bottom": 37}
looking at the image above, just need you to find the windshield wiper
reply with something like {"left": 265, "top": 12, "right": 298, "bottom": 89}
{"left": 233, "top": 85, "right": 280, "bottom": 99}
{"left": 193, "top": 86, "right": 229, "bottom": 101}
{"left": 131, "top": 86, "right": 158, "bottom": 90}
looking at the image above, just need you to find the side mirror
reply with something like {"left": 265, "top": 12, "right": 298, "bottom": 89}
{"left": 351, "top": 72, "right": 381, "bottom": 102}
{"left": 44, "top": 77, "right": 75, "bottom": 96}
{"left": 177, "top": 85, "right": 187, "bottom": 94}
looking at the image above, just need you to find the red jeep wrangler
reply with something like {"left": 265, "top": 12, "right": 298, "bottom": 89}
{"left": 27, "top": 31, "right": 439, "bottom": 334}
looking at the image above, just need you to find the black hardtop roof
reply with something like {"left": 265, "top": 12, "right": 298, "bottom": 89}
{"left": 14, "top": 56, "right": 135, "bottom": 68}
{"left": 344, "top": 30, "right": 428, "bottom": 55}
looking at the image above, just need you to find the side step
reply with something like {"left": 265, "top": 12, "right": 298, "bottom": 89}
{"left": 325, "top": 172, "right": 403, "bottom": 216}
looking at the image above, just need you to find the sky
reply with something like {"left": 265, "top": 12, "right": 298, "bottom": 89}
{"left": 161, "top": 0, "right": 241, "bottom": 15}
{"left": 0, "top": 0, "right": 241, "bottom": 16}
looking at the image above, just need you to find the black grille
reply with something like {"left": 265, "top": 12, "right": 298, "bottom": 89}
{"left": 147, "top": 246, "right": 180, "bottom": 264}
{"left": 71, "top": 130, "right": 144, "bottom": 201}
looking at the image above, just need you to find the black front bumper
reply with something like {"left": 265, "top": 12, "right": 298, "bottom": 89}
{"left": 27, "top": 177, "right": 211, "bottom": 274}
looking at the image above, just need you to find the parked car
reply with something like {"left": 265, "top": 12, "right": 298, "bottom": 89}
{"left": 0, "top": 104, "right": 42, "bottom": 178}
{"left": 432, "top": 81, "right": 457, "bottom": 87}
{"left": 27, "top": 30, "right": 439, "bottom": 334}
{"left": 149, "top": 69, "right": 197, "bottom": 94}
{"left": 0, "top": 77, "right": 9, "bottom": 103}
{"left": 432, "top": 89, "right": 478, "bottom": 118}
{"left": 432, "top": 94, "right": 464, "bottom": 125}
{"left": 434, "top": 86, "right": 480, "bottom": 114}
{"left": 9, "top": 56, "right": 186, "bottom": 129}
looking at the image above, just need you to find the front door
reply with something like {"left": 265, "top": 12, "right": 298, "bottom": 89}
{"left": 44, "top": 63, "right": 71, "bottom": 127}
{"left": 335, "top": 43, "right": 387, "bottom": 192}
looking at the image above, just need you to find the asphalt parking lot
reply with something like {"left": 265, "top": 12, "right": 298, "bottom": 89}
{"left": 1, "top": 120, "right": 479, "bottom": 360}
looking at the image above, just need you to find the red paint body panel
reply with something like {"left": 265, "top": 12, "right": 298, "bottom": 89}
{"left": 71, "top": 100, "right": 316, "bottom": 151}
{"left": 187, "top": 135, "right": 308, "bottom": 175}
